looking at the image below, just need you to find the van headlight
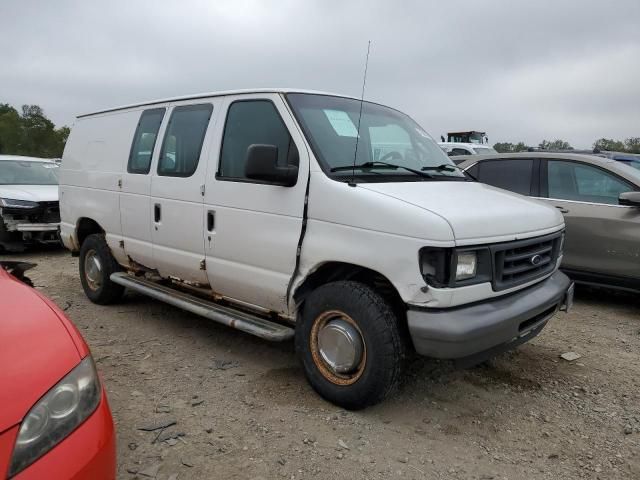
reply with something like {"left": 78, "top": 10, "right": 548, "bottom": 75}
{"left": 0, "top": 198, "right": 39, "bottom": 209}
{"left": 419, "top": 247, "right": 491, "bottom": 287}
{"left": 455, "top": 252, "right": 477, "bottom": 280}
{"left": 8, "top": 357, "right": 101, "bottom": 477}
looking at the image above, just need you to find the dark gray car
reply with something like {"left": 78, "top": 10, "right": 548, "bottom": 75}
{"left": 456, "top": 152, "right": 640, "bottom": 292}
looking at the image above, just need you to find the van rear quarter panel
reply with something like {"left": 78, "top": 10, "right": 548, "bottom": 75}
{"left": 60, "top": 111, "right": 139, "bottom": 256}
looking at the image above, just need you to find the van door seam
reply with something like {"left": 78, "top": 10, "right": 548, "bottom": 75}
{"left": 285, "top": 171, "right": 310, "bottom": 313}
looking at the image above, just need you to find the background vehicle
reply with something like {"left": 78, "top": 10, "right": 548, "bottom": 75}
{"left": 456, "top": 152, "right": 640, "bottom": 292}
{"left": 526, "top": 148, "right": 640, "bottom": 171}
{"left": 0, "top": 155, "right": 61, "bottom": 252}
{"left": 445, "top": 131, "right": 488, "bottom": 144}
{"left": 0, "top": 262, "right": 115, "bottom": 479}
{"left": 439, "top": 142, "right": 497, "bottom": 156}
{"left": 593, "top": 151, "right": 640, "bottom": 171}
{"left": 59, "top": 89, "right": 571, "bottom": 409}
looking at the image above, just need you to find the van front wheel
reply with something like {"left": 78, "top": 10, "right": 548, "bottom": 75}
{"left": 79, "top": 234, "right": 125, "bottom": 304}
{"left": 296, "top": 281, "right": 406, "bottom": 410}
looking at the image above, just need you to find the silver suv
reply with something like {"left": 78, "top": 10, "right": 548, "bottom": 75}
{"left": 456, "top": 152, "right": 640, "bottom": 293}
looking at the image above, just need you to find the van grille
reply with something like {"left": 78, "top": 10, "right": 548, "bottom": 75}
{"left": 492, "top": 232, "right": 562, "bottom": 291}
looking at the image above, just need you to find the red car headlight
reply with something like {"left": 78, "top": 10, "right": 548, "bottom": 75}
{"left": 8, "top": 356, "right": 101, "bottom": 477}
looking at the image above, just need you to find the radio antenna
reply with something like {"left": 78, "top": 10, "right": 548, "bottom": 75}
{"left": 350, "top": 40, "right": 371, "bottom": 186}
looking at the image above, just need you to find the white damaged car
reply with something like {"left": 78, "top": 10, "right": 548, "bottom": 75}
{"left": 0, "top": 155, "right": 61, "bottom": 252}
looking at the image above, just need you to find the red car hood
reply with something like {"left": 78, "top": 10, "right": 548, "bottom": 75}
{"left": 0, "top": 269, "right": 85, "bottom": 433}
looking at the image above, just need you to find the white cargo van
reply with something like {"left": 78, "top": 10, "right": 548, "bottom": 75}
{"left": 60, "top": 89, "right": 573, "bottom": 409}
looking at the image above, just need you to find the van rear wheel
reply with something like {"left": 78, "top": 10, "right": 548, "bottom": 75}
{"left": 296, "top": 281, "right": 406, "bottom": 410}
{"left": 79, "top": 234, "right": 125, "bottom": 305}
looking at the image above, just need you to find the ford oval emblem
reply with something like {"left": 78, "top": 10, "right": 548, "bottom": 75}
{"left": 530, "top": 254, "right": 542, "bottom": 265}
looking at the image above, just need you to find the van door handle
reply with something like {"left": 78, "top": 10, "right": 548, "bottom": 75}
{"left": 207, "top": 210, "right": 215, "bottom": 232}
{"left": 555, "top": 206, "right": 569, "bottom": 214}
{"left": 154, "top": 203, "right": 161, "bottom": 222}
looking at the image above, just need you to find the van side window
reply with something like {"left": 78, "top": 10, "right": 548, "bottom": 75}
{"left": 127, "top": 108, "right": 165, "bottom": 174}
{"left": 158, "top": 104, "right": 213, "bottom": 177}
{"left": 218, "top": 100, "right": 298, "bottom": 182}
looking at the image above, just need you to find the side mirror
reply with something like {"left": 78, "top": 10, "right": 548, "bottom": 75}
{"left": 619, "top": 191, "right": 640, "bottom": 207}
{"left": 244, "top": 144, "right": 298, "bottom": 187}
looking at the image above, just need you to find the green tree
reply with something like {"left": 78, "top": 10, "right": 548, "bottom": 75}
{"left": 539, "top": 139, "right": 573, "bottom": 150}
{"left": 624, "top": 137, "right": 640, "bottom": 154}
{"left": 0, "top": 102, "right": 69, "bottom": 158}
{"left": 593, "top": 138, "right": 626, "bottom": 152}
{"left": 493, "top": 141, "right": 531, "bottom": 153}
{"left": 0, "top": 104, "right": 22, "bottom": 154}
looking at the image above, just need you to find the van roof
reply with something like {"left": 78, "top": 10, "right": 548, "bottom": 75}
{"left": 77, "top": 88, "right": 359, "bottom": 119}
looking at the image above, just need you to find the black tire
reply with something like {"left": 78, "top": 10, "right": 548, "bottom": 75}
{"left": 79, "top": 234, "right": 125, "bottom": 305}
{"left": 295, "top": 281, "right": 406, "bottom": 410}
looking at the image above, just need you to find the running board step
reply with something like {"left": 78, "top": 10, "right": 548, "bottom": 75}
{"left": 110, "top": 273, "right": 294, "bottom": 342}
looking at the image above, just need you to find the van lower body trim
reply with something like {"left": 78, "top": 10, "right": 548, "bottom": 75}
{"left": 110, "top": 272, "right": 294, "bottom": 341}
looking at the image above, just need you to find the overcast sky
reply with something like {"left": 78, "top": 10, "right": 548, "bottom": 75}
{"left": 1, "top": 0, "right": 639, "bottom": 148}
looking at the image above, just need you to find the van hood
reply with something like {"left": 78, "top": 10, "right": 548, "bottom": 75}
{"left": 360, "top": 181, "right": 564, "bottom": 244}
{"left": 0, "top": 185, "right": 59, "bottom": 203}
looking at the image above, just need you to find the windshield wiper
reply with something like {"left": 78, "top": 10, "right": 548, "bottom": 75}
{"left": 331, "top": 161, "right": 433, "bottom": 178}
{"left": 421, "top": 163, "right": 459, "bottom": 172}
{"left": 421, "top": 163, "right": 476, "bottom": 181}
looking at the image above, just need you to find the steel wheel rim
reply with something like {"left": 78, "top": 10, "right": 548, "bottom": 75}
{"left": 84, "top": 249, "right": 103, "bottom": 291}
{"left": 310, "top": 310, "right": 366, "bottom": 385}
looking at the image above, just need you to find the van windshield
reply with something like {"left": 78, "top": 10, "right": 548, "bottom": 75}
{"left": 286, "top": 93, "right": 464, "bottom": 182}
{"left": 0, "top": 161, "right": 59, "bottom": 185}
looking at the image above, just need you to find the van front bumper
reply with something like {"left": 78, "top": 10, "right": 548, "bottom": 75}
{"left": 407, "top": 271, "right": 572, "bottom": 365}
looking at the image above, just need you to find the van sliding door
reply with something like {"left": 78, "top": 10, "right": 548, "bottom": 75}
{"left": 150, "top": 101, "right": 217, "bottom": 285}
{"left": 120, "top": 107, "right": 166, "bottom": 270}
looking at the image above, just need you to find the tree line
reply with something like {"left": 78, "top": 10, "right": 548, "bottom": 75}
{"left": 2, "top": 100, "right": 638, "bottom": 159}
{"left": 494, "top": 137, "right": 640, "bottom": 154}
{"left": 0, "top": 103, "right": 70, "bottom": 158}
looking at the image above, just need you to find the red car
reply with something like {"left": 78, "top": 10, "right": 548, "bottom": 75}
{"left": 0, "top": 262, "right": 115, "bottom": 479}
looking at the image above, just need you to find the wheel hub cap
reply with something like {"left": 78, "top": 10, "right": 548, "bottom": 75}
{"left": 317, "top": 318, "right": 364, "bottom": 374}
{"left": 84, "top": 250, "right": 103, "bottom": 290}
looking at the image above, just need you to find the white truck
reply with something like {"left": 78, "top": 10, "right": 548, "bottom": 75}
{"left": 438, "top": 142, "right": 498, "bottom": 156}
{"left": 59, "top": 89, "right": 573, "bottom": 409}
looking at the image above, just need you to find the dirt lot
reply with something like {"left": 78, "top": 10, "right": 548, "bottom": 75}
{"left": 3, "top": 248, "right": 640, "bottom": 479}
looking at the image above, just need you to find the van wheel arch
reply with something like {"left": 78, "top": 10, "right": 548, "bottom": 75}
{"left": 76, "top": 218, "right": 104, "bottom": 247}
{"left": 294, "top": 262, "right": 409, "bottom": 338}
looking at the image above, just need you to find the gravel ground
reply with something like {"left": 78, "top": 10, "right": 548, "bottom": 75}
{"left": 3, "top": 248, "right": 640, "bottom": 480}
